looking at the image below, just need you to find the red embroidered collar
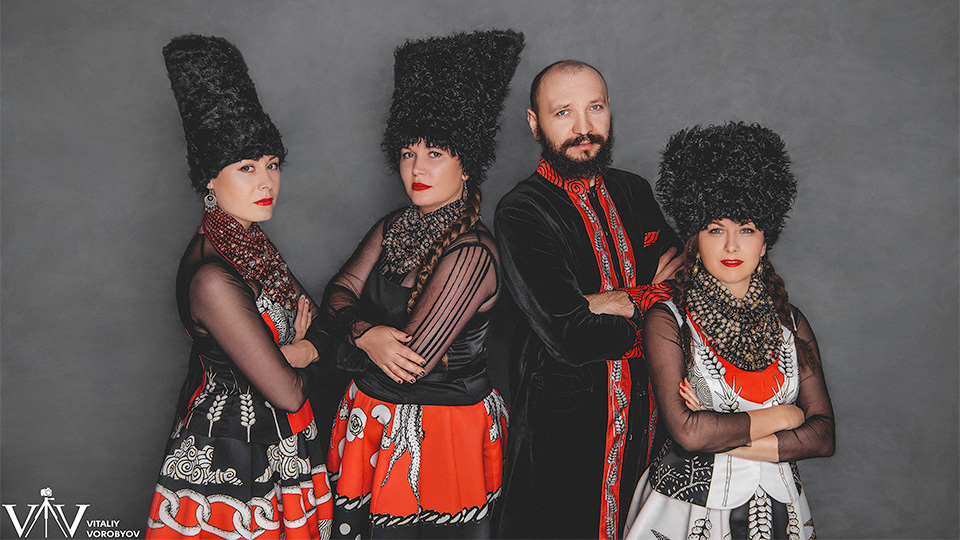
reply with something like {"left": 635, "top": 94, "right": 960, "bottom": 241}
{"left": 536, "top": 156, "right": 603, "bottom": 193}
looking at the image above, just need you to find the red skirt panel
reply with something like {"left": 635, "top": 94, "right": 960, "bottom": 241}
{"left": 327, "top": 381, "right": 507, "bottom": 535}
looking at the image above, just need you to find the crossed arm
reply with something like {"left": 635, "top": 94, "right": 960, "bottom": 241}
{"left": 189, "top": 263, "right": 325, "bottom": 412}
{"left": 496, "top": 197, "right": 683, "bottom": 365}
{"left": 649, "top": 304, "right": 836, "bottom": 462}
{"left": 584, "top": 247, "right": 683, "bottom": 317}
{"left": 323, "top": 217, "right": 498, "bottom": 384}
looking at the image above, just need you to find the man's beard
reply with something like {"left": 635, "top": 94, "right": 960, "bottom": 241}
{"left": 537, "top": 121, "right": 614, "bottom": 180}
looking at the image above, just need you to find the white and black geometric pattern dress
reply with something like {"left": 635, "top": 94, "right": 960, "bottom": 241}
{"left": 623, "top": 301, "right": 834, "bottom": 540}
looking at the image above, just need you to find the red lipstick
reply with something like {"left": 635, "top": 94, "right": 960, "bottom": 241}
{"left": 411, "top": 183, "right": 431, "bottom": 191}
{"left": 254, "top": 198, "right": 273, "bottom": 206}
{"left": 721, "top": 259, "right": 743, "bottom": 267}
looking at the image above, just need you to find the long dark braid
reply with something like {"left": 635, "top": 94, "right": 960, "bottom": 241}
{"left": 672, "top": 236, "right": 700, "bottom": 368}
{"left": 406, "top": 181, "right": 482, "bottom": 312}
{"left": 760, "top": 256, "right": 816, "bottom": 368}
{"left": 673, "top": 235, "right": 815, "bottom": 368}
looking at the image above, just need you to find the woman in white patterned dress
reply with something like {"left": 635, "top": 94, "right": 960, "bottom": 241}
{"left": 623, "top": 122, "right": 835, "bottom": 540}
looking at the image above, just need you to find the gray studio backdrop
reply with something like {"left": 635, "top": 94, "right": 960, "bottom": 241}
{"left": 2, "top": 1, "right": 957, "bottom": 538}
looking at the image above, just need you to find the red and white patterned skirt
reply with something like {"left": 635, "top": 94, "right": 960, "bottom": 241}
{"left": 146, "top": 417, "right": 333, "bottom": 539}
{"left": 327, "top": 381, "right": 507, "bottom": 538}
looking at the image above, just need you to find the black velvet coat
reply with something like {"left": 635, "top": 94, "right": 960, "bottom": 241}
{"left": 494, "top": 167, "right": 680, "bottom": 539}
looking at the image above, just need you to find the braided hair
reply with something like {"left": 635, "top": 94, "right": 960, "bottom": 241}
{"left": 406, "top": 181, "right": 483, "bottom": 312}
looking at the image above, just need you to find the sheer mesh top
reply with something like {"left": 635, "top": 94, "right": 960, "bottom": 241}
{"left": 642, "top": 303, "right": 835, "bottom": 461}
{"left": 323, "top": 211, "right": 499, "bottom": 404}
{"left": 175, "top": 230, "right": 325, "bottom": 414}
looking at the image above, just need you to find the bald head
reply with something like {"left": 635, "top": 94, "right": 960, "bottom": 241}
{"left": 529, "top": 60, "right": 608, "bottom": 116}
{"left": 525, "top": 60, "right": 613, "bottom": 181}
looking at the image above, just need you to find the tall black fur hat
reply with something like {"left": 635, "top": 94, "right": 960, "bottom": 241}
{"left": 658, "top": 121, "right": 797, "bottom": 247}
{"left": 382, "top": 29, "right": 524, "bottom": 185}
{"left": 163, "top": 35, "right": 286, "bottom": 193}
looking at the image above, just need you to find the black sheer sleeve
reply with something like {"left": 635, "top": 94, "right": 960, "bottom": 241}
{"left": 775, "top": 307, "right": 836, "bottom": 461}
{"left": 322, "top": 217, "right": 386, "bottom": 342}
{"left": 643, "top": 304, "right": 752, "bottom": 452}
{"left": 404, "top": 231, "right": 499, "bottom": 374}
{"left": 189, "top": 263, "right": 310, "bottom": 412}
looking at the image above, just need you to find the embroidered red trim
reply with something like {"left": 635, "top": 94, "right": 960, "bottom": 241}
{"left": 538, "top": 157, "right": 635, "bottom": 291}
{"left": 537, "top": 157, "right": 637, "bottom": 539}
{"left": 643, "top": 231, "right": 659, "bottom": 247}
{"left": 625, "top": 283, "right": 674, "bottom": 314}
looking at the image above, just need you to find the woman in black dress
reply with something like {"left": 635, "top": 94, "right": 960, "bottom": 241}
{"left": 147, "top": 35, "right": 332, "bottom": 539}
{"left": 322, "top": 30, "right": 523, "bottom": 539}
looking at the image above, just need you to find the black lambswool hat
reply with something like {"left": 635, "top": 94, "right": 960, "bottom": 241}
{"left": 658, "top": 121, "right": 797, "bottom": 247}
{"left": 382, "top": 29, "right": 524, "bottom": 185}
{"left": 163, "top": 35, "right": 286, "bottom": 193}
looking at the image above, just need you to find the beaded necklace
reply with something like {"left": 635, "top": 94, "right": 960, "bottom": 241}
{"left": 200, "top": 205, "right": 297, "bottom": 310}
{"left": 381, "top": 199, "right": 466, "bottom": 275}
{"left": 687, "top": 260, "right": 782, "bottom": 371}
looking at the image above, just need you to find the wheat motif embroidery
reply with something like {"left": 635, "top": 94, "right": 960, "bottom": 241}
{"left": 240, "top": 393, "right": 256, "bottom": 441}
{"left": 206, "top": 394, "right": 227, "bottom": 437}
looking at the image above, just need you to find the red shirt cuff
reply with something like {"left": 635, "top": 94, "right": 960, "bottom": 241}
{"left": 618, "top": 283, "right": 674, "bottom": 360}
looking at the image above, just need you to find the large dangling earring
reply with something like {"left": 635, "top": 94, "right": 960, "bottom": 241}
{"left": 756, "top": 256, "right": 768, "bottom": 277}
{"left": 204, "top": 189, "right": 218, "bottom": 210}
{"left": 461, "top": 181, "right": 468, "bottom": 200}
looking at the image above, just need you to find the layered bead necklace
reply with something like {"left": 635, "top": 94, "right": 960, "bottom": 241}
{"left": 381, "top": 199, "right": 466, "bottom": 275}
{"left": 200, "top": 205, "right": 297, "bottom": 310}
{"left": 687, "top": 260, "right": 783, "bottom": 371}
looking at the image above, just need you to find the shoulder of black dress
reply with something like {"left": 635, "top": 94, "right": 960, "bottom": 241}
{"left": 188, "top": 258, "right": 242, "bottom": 285}
{"left": 458, "top": 222, "right": 497, "bottom": 245}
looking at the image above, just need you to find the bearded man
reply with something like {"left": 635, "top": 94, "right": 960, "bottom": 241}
{"left": 494, "top": 60, "right": 683, "bottom": 539}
